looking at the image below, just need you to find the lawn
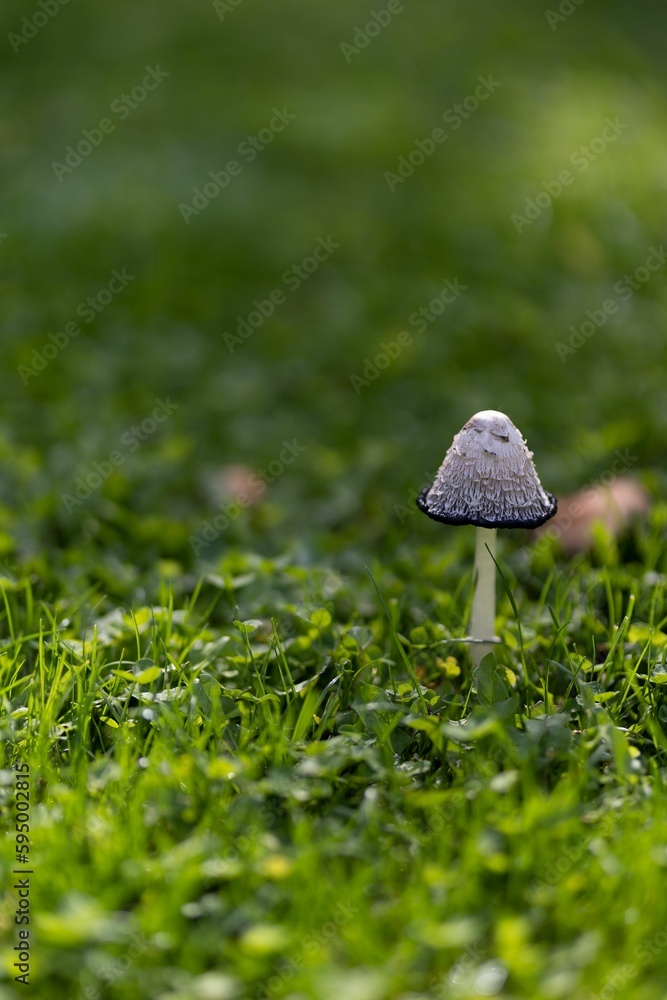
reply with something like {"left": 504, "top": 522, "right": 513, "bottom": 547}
{"left": 2, "top": 0, "right": 667, "bottom": 997}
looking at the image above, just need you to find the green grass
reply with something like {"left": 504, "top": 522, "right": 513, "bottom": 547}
{"left": 3, "top": 526, "right": 667, "bottom": 998}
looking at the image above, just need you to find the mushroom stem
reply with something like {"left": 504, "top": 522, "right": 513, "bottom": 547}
{"left": 470, "top": 527, "right": 497, "bottom": 665}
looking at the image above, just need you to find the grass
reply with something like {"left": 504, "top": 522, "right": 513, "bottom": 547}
{"left": 3, "top": 524, "right": 667, "bottom": 998}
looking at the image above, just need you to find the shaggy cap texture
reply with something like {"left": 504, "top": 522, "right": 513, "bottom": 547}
{"left": 417, "top": 409, "right": 557, "bottom": 528}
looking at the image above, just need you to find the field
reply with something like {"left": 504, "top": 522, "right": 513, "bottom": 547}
{"left": 2, "top": 1, "right": 667, "bottom": 997}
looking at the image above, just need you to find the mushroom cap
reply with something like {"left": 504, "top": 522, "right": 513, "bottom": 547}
{"left": 417, "top": 409, "right": 557, "bottom": 529}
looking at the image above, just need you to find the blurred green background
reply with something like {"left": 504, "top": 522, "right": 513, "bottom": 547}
{"left": 2, "top": 0, "right": 666, "bottom": 580}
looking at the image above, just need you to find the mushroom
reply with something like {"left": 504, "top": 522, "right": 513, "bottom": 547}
{"left": 416, "top": 410, "right": 557, "bottom": 664}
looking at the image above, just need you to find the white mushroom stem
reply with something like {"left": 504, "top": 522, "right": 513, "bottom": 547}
{"left": 470, "top": 527, "right": 497, "bottom": 665}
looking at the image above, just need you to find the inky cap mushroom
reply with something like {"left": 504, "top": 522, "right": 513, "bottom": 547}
{"left": 416, "top": 410, "right": 557, "bottom": 666}
{"left": 417, "top": 409, "right": 556, "bottom": 529}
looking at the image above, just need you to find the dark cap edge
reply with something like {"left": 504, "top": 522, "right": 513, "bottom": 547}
{"left": 416, "top": 485, "right": 558, "bottom": 530}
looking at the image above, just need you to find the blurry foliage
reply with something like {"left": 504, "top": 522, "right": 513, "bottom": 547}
{"left": 0, "top": 0, "right": 666, "bottom": 581}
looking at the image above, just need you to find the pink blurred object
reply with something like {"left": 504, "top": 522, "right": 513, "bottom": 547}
{"left": 212, "top": 465, "right": 265, "bottom": 506}
{"left": 534, "top": 476, "right": 649, "bottom": 554}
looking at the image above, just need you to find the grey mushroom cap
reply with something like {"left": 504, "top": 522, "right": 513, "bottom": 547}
{"left": 417, "top": 410, "right": 557, "bottom": 529}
